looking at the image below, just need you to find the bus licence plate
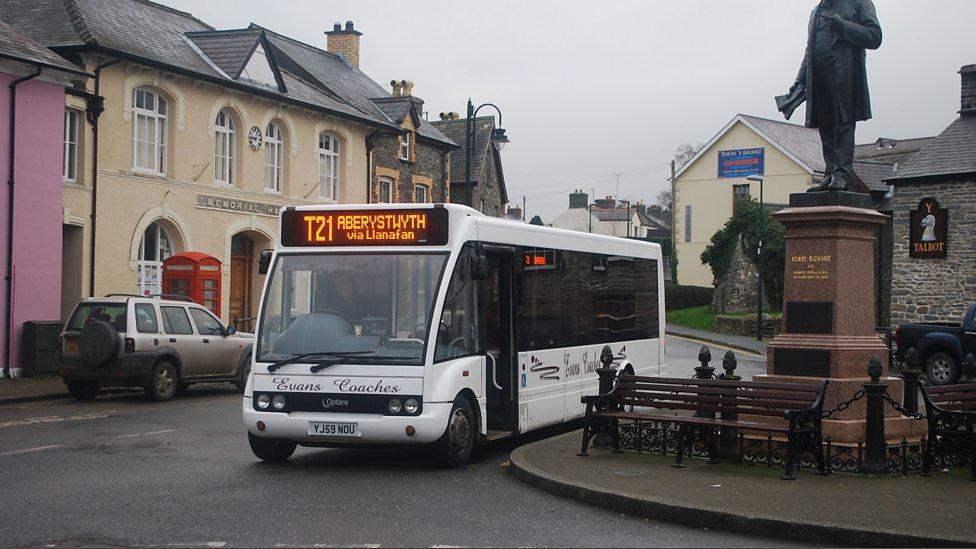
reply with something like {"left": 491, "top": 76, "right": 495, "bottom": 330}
{"left": 308, "top": 422, "right": 359, "bottom": 438}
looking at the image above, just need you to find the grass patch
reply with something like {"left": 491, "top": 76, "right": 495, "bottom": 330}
{"left": 666, "top": 306, "right": 716, "bottom": 331}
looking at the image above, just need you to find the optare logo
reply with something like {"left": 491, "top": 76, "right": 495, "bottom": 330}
{"left": 322, "top": 397, "right": 350, "bottom": 409}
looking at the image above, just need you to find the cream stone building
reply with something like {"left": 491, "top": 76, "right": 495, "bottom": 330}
{"left": 673, "top": 114, "right": 925, "bottom": 290}
{"left": 1, "top": 0, "right": 447, "bottom": 327}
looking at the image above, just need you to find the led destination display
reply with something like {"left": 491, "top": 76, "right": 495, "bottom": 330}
{"left": 280, "top": 208, "right": 449, "bottom": 247}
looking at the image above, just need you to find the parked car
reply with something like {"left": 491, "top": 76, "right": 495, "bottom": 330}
{"left": 59, "top": 294, "right": 253, "bottom": 401}
{"left": 895, "top": 304, "right": 976, "bottom": 386}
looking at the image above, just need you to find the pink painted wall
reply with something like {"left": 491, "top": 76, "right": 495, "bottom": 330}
{"left": 0, "top": 73, "right": 65, "bottom": 375}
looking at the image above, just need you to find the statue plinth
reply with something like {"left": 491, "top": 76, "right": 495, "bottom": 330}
{"left": 752, "top": 193, "right": 924, "bottom": 443}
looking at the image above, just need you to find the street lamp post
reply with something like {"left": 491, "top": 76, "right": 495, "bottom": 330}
{"left": 747, "top": 174, "right": 765, "bottom": 342}
{"left": 465, "top": 99, "right": 509, "bottom": 209}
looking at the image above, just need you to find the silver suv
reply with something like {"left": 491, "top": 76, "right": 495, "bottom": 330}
{"left": 59, "top": 294, "right": 253, "bottom": 402}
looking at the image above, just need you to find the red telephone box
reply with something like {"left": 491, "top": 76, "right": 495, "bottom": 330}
{"left": 162, "top": 252, "right": 222, "bottom": 315}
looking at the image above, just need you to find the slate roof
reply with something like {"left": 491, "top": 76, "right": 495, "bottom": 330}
{"left": 851, "top": 160, "right": 895, "bottom": 193}
{"left": 431, "top": 116, "right": 496, "bottom": 184}
{"left": 185, "top": 29, "right": 261, "bottom": 79}
{"left": 371, "top": 96, "right": 456, "bottom": 147}
{"left": 738, "top": 114, "right": 826, "bottom": 173}
{"left": 0, "top": 0, "right": 402, "bottom": 131}
{"left": 0, "top": 18, "right": 86, "bottom": 75}
{"left": 886, "top": 116, "right": 976, "bottom": 183}
{"left": 592, "top": 209, "right": 637, "bottom": 222}
{"left": 638, "top": 209, "right": 672, "bottom": 231}
{"left": 855, "top": 137, "right": 935, "bottom": 165}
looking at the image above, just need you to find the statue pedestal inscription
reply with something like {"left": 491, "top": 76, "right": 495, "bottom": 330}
{"left": 753, "top": 192, "right": 923, "bottom": 443}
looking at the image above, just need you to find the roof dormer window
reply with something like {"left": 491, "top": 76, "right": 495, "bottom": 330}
{"left": 239, "top": 43, "right": 278, "bottom": 88}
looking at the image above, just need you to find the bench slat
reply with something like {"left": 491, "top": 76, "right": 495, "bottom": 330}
{"left": 926, "top": 383, "right": 976, "bottom": 395}
{"left": 616, "top": 398, "right": 788, "bottom": 417}
{"left": 591, "top": 411, "right": 791, "bottom": 432}
{"left": 620, "top": 375, "right": 821, "bottom": 393}
{"left": 615, "top": 383, "right": 816, "bottom": 403}
{"left": 616, "top": 390, "right": 810, "bottom": 411}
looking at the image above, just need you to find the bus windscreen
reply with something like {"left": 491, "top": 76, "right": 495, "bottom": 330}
{"left": 280, "top": 208, "right": 449, "bottom": 247}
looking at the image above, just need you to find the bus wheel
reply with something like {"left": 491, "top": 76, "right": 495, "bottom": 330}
{"left": 437, "top": 398, "right": 475, "bottom": 468}
{"left": 248, "top": 432, "right": 297, "bottom": 463}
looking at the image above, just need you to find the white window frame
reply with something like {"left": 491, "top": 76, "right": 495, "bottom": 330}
{"left": 414, "top": 184, "right": 429, "bottom": 203}
{"left": 214, "top": 109, "right": 235, "bottom": 185}
{"left": 377, "top": 178, "right": 393, "bottom": 203}
{"left": 317, "top": 132, "right": 340, "bottom": 201}
{"left": 63, "top": 109, "right": 79, "bottom": 182}
{"left": 131, "top": 88, "right": 168, "bottom": 175}
{"left": 137, "top": 221, "right": 173, "bottom": 297}
{"left": 264, "top": 121, "right": 283, "bottom": 193}
{"left": 399, "top": 132, "right": 410, "bottom": 161}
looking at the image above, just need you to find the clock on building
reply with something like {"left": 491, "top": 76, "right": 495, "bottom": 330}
{"left": 248, "top": 126, "right": 263, "bottom": 150}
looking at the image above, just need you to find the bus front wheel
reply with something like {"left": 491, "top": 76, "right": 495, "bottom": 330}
{"left": 248, "top": 432, "right": 297, "bottom": 463}
{"left": 436, "top": 398, "right": 475, "bottom": 468}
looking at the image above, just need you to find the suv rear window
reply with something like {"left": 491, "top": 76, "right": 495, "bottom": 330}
{"left": 67, "top": 303, "right": 127, "bottom": 332}
{"left": 135, "top": 303, "right": 159, "bottom": 333}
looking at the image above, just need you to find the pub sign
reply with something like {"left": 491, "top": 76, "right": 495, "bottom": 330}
{"left": 909, "top": 198, "right": 948, "bottom": 259}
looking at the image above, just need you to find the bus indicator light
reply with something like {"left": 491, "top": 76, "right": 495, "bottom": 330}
{"left": 282, "top": 208, "right": 448, "bottom": 247}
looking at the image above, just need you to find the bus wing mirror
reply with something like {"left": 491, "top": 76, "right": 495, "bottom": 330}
{"left": 258, "top": 249, "right": 273, "bottom": 275}
{"left": 471, "top": 253, "right": 488, "bottom": 281}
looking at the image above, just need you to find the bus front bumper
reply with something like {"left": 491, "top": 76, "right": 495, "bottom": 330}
{"left": 243, "top": 398, "right": 451, "bottom": 445}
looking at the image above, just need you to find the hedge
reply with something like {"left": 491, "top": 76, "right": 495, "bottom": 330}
{"left": 665, "top": 283, "right": 714, "bottom": 311}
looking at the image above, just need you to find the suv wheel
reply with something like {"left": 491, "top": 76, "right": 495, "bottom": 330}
{"left": 234, "top": 354, "right": 251, "bottom": 393}
{"left": 146, "top": 361, "right": 179, "bottom": 402}
{"left": 925, "top": 352, "right": 959, "bottom": 386}
{"left": 248, "top": 432, "right": 297, "bottom": 462}
{"left": 67, "top": 381, "right": 100, "bottom": 401}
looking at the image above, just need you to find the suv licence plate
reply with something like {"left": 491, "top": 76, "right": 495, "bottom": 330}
{"left": 308, "top": 422, "right": 359, "bottom": 438}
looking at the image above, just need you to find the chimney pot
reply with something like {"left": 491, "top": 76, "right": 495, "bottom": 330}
{"left": 325, "top": 20, "right": 363, "bottom": 69}
{"left": 345, "top": 20, "right": 354, "bottom": 31}
{"left": 333, "top": 23, "right": 342, "bottom": 32}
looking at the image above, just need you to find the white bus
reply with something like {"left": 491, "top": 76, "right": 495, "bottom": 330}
{"left": 243, "top": 203, "right": 665, "bottom": 465}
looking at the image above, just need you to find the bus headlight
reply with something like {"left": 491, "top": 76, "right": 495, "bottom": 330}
{"left": 256, "top": 394, "right": 270, "bottom": 410}
{"left": 388, "top": 399, "right": 402, "bottom": 414}
{"left": 272, "top": 394, "right": 286, "bottom": 411}
{"left": 404, "top": 399, "right": 419, "bottom": 414}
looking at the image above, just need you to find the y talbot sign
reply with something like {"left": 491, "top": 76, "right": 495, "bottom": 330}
{"left": 909, "top": 198, "right": 948, "bottom": 259}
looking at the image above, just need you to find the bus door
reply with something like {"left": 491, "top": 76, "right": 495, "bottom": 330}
{"left": 483, "top": 246, "right": 517, "bottom": 434}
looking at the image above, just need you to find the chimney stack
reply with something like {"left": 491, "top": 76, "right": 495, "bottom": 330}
{"left": 961, "top": 64, "right": 976, "bottom": 116}
{"left": 390, "top": 80, "right": 402, "bottom": 97}
{"left": 594, "top": 196, "right": 616, "bottom": 209}
{"left": 569, "top": 189, "right": 589, "bottom": 209}
{"left": 325, "top": 20, "right": 363, "bottom": 69}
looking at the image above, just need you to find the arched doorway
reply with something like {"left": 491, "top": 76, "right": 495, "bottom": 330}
{"left": 229, "top": 231, "right": 271, "bottom": 331}
{"left": 138, "top": 221, "right": 177, "bottom": 296}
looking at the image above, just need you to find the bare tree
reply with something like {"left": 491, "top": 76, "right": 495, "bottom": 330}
{"left": 674, "top": 142, "right": 705, "bottom": 169}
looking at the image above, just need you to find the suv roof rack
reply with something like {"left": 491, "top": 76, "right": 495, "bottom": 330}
{"left": 151, "top": 294, "right": 197, "bottom": 303}
{"left": 102, "top": 293, "right": 197, "bottom": 304}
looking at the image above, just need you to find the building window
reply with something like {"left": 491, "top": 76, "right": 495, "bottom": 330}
{"left": 415, "top": 184, "right": 429, "bottom": 203}
{"left": 732, "top": 184, "right": 750, "bottom": 215}
{"left": 378, "top": 178, "right": 393, "bottom": 203}
{"left": 264, "top": 121, "right": 283, "bottom": 192}
{"left": 399, "top": 132, "right": 410, "bottom": 161}
{"left": 132, "top": 88, "right": 167, "bottom": 174}
{"left": 684, "top": 205, "right": 692, "bottom": 243}
{"left": 318, "top": 132, "right": 340, "bottom": 201}
{"left": 63, "top": 109, "right": 79, "bottom": 182}
{"left": 214, "top": 109, "right": 236, "bottom": 185}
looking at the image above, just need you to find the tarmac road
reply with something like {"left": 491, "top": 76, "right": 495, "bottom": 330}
{"left": 0, "top": 338, "right": 794, "bottom": 548}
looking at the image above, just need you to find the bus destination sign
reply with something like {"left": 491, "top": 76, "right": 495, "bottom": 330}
{"left": 281, "top": 208, "right": 449, "bottom": 247}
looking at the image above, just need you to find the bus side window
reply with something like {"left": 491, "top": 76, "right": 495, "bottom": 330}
{"left": 434, "top": 243, "right": 482, "bottom": 362}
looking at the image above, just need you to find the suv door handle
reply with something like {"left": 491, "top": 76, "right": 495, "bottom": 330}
{"left": 169, "top": 337, "right": 176, "bottom": 343}
{"left": 203, "top": 339, "right": 210, "bottom": 343}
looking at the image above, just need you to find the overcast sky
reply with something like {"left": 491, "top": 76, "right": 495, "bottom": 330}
{"left": 160, "top": 0, "right": 975, "bottom": 222}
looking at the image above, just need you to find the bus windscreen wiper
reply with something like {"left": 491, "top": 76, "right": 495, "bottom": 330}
{"left": 307, "top": 351, "right": 376, "bottom": 373}
{"left": 266, "top": 351, "right": 372, "bottom": 373}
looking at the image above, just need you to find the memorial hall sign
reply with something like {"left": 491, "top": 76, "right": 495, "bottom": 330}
{"left": 196, "top": 194, "right": 281, "bottom": 218}
{"left": 909, "top": 198, "right": 948, "bottom": 259}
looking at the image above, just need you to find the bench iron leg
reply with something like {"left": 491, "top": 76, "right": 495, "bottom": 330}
{"left": 782, "top": 437, "right": 796, "bottom": 481}
{"left": 671, "top": 425, "right": 687, "bottom": 469}
{"left": 578, "top": 419, "right": 593, "bottom": 457}
{"left": 814, "top": 433, "right": 828, "bottom": 476}
{"left": 707, "top": 427, "right": 719, "bottom": 464}
{"left": 920, "top": 431, "right": 937, "bottom": 477}
{"left": 611, "top": 420, "right": 622, "bottom": 454}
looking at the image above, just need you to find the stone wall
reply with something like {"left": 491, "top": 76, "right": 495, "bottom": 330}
{"left": 371, "top": 135, "right": 450, "bottom": 204}
{"left": 890, "top": 178, "right": 976, "bottom": 325}
{"left": 450, "top": 145, "right": 505, "bottom": 217}
{"left": 711, "top": 234, "right": 769, "bottom": 314}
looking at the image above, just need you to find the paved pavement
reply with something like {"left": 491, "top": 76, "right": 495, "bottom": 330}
{"left": 0, "top": 338, "right": 796, "bottom": 548}
{"left": 511, "top": 431, "right": 976, "bottom": 547}
{"left": 0, "top": 376, "right": 68, "bottom": 404}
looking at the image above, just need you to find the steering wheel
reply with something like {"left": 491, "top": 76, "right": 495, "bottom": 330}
{"left": 311, "top": 308, "right": 355, "bottom": 332}
{"left": 449, "top": 336, "right": 467, "bottom": 349}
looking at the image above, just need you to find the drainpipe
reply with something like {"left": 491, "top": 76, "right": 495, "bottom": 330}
{"left": 3, "top": 66, "right": 43, "bottom": 379}
{"left": 86, "top": 59, "right": 120, "bottom": 298}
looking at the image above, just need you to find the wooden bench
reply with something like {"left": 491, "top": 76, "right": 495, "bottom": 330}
{"left": 920, "top": 382, "right": 976, "bottom": 480}
{"left": 579, "top": 375, "right": 829, "bottom": 480}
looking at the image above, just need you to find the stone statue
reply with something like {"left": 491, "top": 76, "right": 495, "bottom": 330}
{"left": 777, "top": 0, "right": 882, "bottom": 192}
